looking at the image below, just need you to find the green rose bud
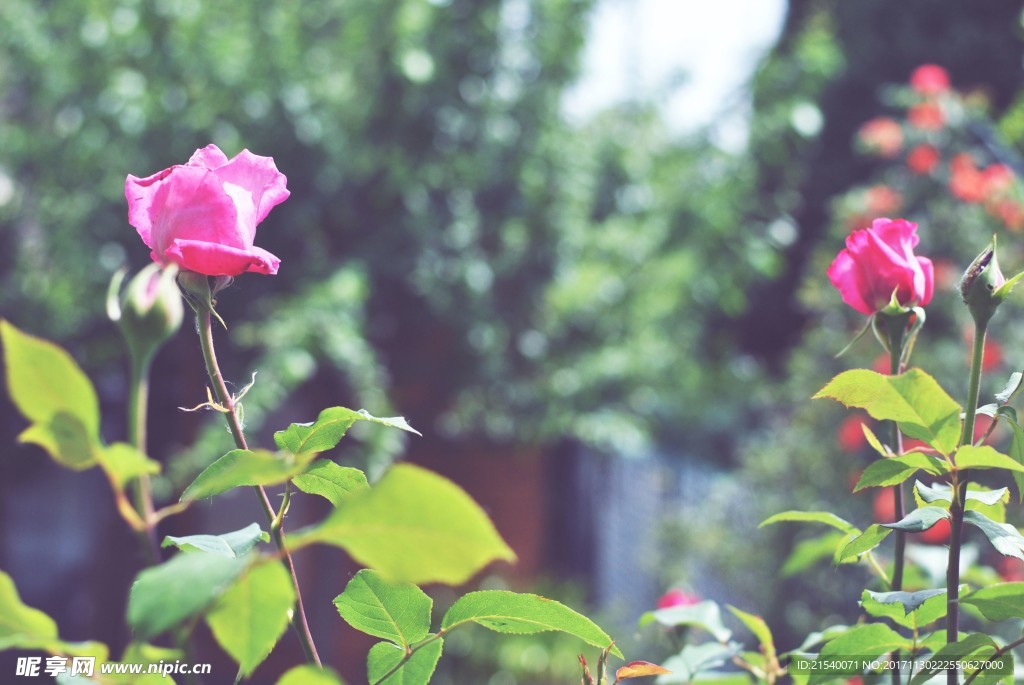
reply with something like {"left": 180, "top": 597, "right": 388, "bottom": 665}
{"left": 108, "top": 263, "right": 184, "bottom": 365}
{"left": 960, "top": 239, "right": 1007, "bottom": 327}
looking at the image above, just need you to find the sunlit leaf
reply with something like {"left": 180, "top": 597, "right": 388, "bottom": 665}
{"left": 334, "top": 570, "right": 432, "bottom": 648}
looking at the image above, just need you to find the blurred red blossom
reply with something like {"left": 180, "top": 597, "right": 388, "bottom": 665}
{"left": 907, "top": 144, "right": 940, "bottom": 175}
{"left": 858, "top": 117, "right": 903, "bottom": 158}
{"left": 656, "top": 589, "right": 700, "bottom": 610}
{"left": 909, "top": 64, "right": 951, "bottom": 95}
{"left": 908, "top": 102, "right": 944, "bottom": 130}
{"left": 837, "top": 414, "right": 870, "bottom": 453}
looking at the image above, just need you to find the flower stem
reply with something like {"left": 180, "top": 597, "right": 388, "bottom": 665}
{"left": 195, "top": 308, "right": 322, "bottom": 668}
{"left": 946, "top": 321, "right": 987, "bottom": 684}
{"left": 128, "top": 354, "right": 159, "bottom": 564}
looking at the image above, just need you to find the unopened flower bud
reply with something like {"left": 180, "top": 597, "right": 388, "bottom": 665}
{"left": 108, "top": 263, "right": 184, "bottom": 365}
{"left": 960, "top": 239, "right": 1006, "bottom": 327}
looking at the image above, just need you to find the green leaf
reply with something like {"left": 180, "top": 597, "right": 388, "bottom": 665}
{"left": 809, "top": 623, "right": 911, "bottom": 685}
{"left": 854, "top": 453, "right": 948, "bottom": 491}
{"left": 127, "top": 552, "right": 250, "bottom": 640}
{"left": 441, "top": 590, "right": 621, "bottom": 657}
{"left": 908, "top": 634, "right": 998, "bottom": 685}
{"left": 180, "top": 449, "right": 314, "bottom": 501}
{"left": 277, "top": 665, "right": 346, "bottom": 685}
{"left": 292, "top": 464, "right": 515, "bottom": 585}
{"left": 1008, "top": 421, "right": 1024, "bottom": 502}
{"left": 727, "top": 606, "right": 773, "bottom": 662}
{"left": 860, "top": 589, "right": 948, "bottom": 629}
{"left": 333, "top": 569, "right": 432, "bottom": 648}
{"left": 657, "top": 643, "right": 741, "bottom": 684}
{"left": 1, "top": 321, "right": 101, "bottom": 455}
{"left": 368, "top": 639, "right": 443, "bottom": 685}
{"left": 0, "top": 569, "right": 58, "bottom": 650}
{"left": 837, "top": 525, "right": 892, "bottom": 563}
{"left": 98, "top": 442, "right": 160, "bottom": 489}
{"left": 815, "top": 369, "right": 961, "bottom": 455}
{"left": 914, "top": 482, "right": 1008, "bottom": 521}
{"left": 881, "top": 506, "right": 949, "bottom": 532}
{"left": 206, "top": 561, "right": 296, "bottom": 677}
{"left": 955, "top": 445, "right": 1024, "bottom": 473}
{"left": 758, "top": 511, "right": 859, "bottom": 535}
{"left": 162, "top": 523, "right": 268, "bottom": 558}
{"left": 292, "top": 461, "right": 369, "bottom": 506}
{"left": 781, "top": 532, "right": 849, "bottom": 576}
{"left": 962, "top": 582, "right": 1024, "bottom": 621}
{"left": 638, "top": 600, "right": 732, "bottom": 642}
{"left": 275, "top": 407, "right": 421, "bottom": 456}
{"left": 17, "top": 412, "right": 98, "bottom": 470}
{"left": 964, "top": 510, "right": 1024, "bottom": 560}
{"left": 861, "top": 424, "right": 890, "bottom": 457}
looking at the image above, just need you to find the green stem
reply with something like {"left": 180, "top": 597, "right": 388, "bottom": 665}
{"left": 195, "top": 308, "right": 322, "bottom": 668}
{"left": 128, "top": 354, "right": 159, "bottom": 564}
{"left": 947, "top": 321, "right": 987, "bottom": 685}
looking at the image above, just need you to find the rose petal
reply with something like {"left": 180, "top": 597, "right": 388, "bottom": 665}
{"left": 187, "top": 144, "right": 231, "bottom": 170}
{"left": 827, "top": 249, "right": 874, "bottom": 315}
{"left": 165, "top": 239, "right": 280, "bottom": 276}
{"left": 212, "top": 149, "right": 290, "bottom": 225}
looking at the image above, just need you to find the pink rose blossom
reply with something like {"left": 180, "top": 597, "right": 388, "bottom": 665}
{"left": 827, "top": 218, "right": 934, "bottom": 315}
{"left": 909, "top": 64, "right": 950, "bottom": 95}
{"left": 126, "top": 144, "right": 289, "bottom": 276}
{"left": 656, "top": 589, "right": 699, "bottom": 610}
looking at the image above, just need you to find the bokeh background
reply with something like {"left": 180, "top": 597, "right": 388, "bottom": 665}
{"left": 3, "top": 1, "right": 1024, "bottom": 683}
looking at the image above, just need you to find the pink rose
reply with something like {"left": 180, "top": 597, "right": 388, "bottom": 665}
{"left": 126, "top": 144, "right": 289, "bottom": 276}
{"left": 909, "top": 64, "right": 950, "bottom": 95}
{"left": 656, "top": 589, "right": 699, "bottom": 610}
{"left": 827, "top": 218, "right": 934, "bottom": 315}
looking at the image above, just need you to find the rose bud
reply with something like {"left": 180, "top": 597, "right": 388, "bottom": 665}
{"left": 960, "top": 239, "right": 1008, "bottom": 327}
{"left": 107, "top": 263, "right": 184, "bottom": 365}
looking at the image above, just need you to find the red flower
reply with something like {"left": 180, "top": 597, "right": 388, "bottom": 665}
{"left": 857, "top": 117, "right": 903, "bottom": 158}
{"left": 907, "top": 145, "right": 940, "bottom": 175}
{"left": 982, "top": 164, "right": 1016, "bottom": 199}
{"left": 827, "top": 218, "right": 934, "bottom": 315}
{"left": 982, "top": 338, "right": 1004, "bottom": 373}
{"left": 999, "top": 557, "right": 1024, "bottom": 582}
{"left": 837, "top": 414, "right": 870, "bottom": 453}
{"left": 909, "top": 64, "right": 951, "bottom": 95}
{"left": 949, "top": 157, "right": 985, "bottom": 203}
{"left": 908, "top": 103, "right": 944, "bottom": 130}
{"left": 656, "top": 589, "right": 699, "bottom": 610}
{"left": 865, "top": 186, "right": 903, "bottom": 215}
{"left": 872, "top": 491, "right": 951, "bottom": 545}
{"left": 994, "top": 200, "right": 1024, "bottom": 232}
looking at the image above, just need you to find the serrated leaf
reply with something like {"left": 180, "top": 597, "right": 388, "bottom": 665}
{"left": 441, "top": 591, "right": 621, "bottom": 657}
{"left": 206, "top": 561, "right": 295, "bottom": 677}
{"left": 815, "top": 369, "right": 961, "bottom": 455}
{"left": 881, "top": 506, "right": 950, "bottom": 532}
{"left": 996, "top": 372, "right": 1023, "bottom": 403}
{"left": 908, "top": 633, "right": 998, "bottom": 685}
{"left": 0, "top": 569, "right": 58, "bottom": 650}
{"left": 616, "top": 661, "right": 672, "bottom": 679}
{"left": 275, "top": 407, "right": 421, "bottom": 456}
{"left": 727, "top": 606, "right": 774, "bottom": 662}
{"left": 837, "top": 524, "right": 892, "bottom": 563}
{"left": 127, "top": 552, "right": 250, "bottom": 640}
{"left": 758, "top": 511, "right": 859, "bottom": 535}
{"left": 277, "top": 665, "right": 346, "bottom": 685}
{"left": 292, "top": 461, "right": 369, "bottom": 506}
{"left": 334, "top": 570, "right": 432, "bottom": 648}
{"left": 180, "top": 449, "right": 314, "bottom": 501}
{"left": 914, "top": 482, "right": 1008, "bottom": 521}
{"left": 98, "top": 442, "right": 160, "bottom": 489}
{"left": 291, "top": 464, "right": 514, "bottom": 585}
{"left": 1, "top": 320, "right": 101, "bottom": 463}
{"left": 637, "top": 600, "right": 732, "bottom": 642}
{"left": 368, "top": 639, "right": 443, "bottom": 685}
{"left": 161, "top": 523, "right": 268, "bottom": 558}
{"left": 809, "top": 624, "right": 911, "bottom": 685}
{"left": 854, "top": 453, "right": 948, "bottom": 491}
{"left": 955, "top": 445, "right": 1024, "bottom": 473}
{"left": 962, "top": 582, "right": 1024, "bottom": 621}
{"left": 860, "top": 589, "right": 948, "bottom": 629}
{"left": 964, "top": 510, "right": 1024, "bottom": 560}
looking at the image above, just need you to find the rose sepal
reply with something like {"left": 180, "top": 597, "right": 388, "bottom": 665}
{"left": 177, "top": 272, "right": 228, "bottom": 329}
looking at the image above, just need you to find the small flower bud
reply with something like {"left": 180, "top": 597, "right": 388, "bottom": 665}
{"left": 108, "top": 263, "right": 184, "bottom": 365}
{"left": 960, "top": 239, "right": 1006, "bottom": 327}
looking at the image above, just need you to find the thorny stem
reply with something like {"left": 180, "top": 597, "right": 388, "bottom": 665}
{"left": 195, "top": 308, "right": 322, "bottom": 667}
{"left": 947, "top": 321, "right": 987, "bottom": 685}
